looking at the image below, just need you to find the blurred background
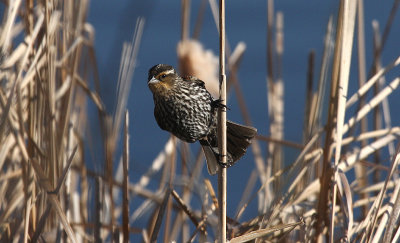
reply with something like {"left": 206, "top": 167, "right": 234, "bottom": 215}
{"left": 87, "top": 0, "right": 400, "bottom": 222}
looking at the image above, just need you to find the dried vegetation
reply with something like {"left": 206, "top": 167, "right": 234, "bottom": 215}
{"left": 0, "top": 0, "right": 400, "bottom": 242}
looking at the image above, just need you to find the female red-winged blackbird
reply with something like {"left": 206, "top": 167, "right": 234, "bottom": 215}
{"left": 148, "top": 64, "right": 257, "bottom": 175}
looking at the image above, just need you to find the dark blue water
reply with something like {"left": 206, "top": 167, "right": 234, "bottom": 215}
{"left": 87, "top": 0, "right": 400, "bottom": 238}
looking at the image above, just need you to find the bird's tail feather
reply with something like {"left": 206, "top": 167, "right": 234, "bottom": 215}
{"left": 201, "top": 145, "right": 219, "bottom": 175}
{"left": 201, "top": 121, "right": 257, "bottom": 175}
{"left": 226, "top": 121, "right": 257, "bottom": 162}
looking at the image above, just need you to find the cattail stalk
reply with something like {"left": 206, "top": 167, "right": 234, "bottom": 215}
{"left": 218, "top": 0, "right": 227, "bottom": 241}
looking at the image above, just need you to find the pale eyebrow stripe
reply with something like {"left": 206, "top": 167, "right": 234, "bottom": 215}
{"left": 163, "top": 69, "right": 175, "bottom": 75}
{"left": 156, "top": 69, "right": 175, "bottom": 79}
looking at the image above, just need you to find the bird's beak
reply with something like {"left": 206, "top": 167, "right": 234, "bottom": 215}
{"left": 148, "top": 77, "right": 159, "bottom": 85}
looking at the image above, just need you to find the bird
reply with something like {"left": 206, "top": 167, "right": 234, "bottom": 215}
{"left": 147, "top": 64, "right": 257, "bottom": 175}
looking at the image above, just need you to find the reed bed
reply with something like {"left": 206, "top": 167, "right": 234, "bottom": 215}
{"left": 1, "top": 0, "right": 400, "bottom": 242}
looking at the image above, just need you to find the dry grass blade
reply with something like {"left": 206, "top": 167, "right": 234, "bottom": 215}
{"left": 229, "top": 221, "right": 303, "bottom": 243}
{"left": 234, "top": 170, "right": 258, "bottom": 221}
{"left": 392, "top": 228, "right": 400, "bottom": 243}
{"left": 171, "top": 190, "right": 201, "bottom": 229}
{"left": 371, "top": 19, "right": 395, "bottom": 161}
{"left": 374, "top": 181, "right": 400, "bottom": 243}
{"left": 0, "top": 0, "right": 22, "bottom": 51}
{"left": 355, "top": 0, "right": 369, "bottom": 218}
{"left": 365, "top": 144, "right": 400, "bottom": 243}
{"left": 235, "top": 130, "right": 321, "bottom": 221}
{"left": 292, "top": 178, "right": 320, "bottom": 206}
{"left": 331, "top": 0, "right": 357, "bottom": 238}
{"left": 342, "top": 78, "right": 400, "bottom": 135}
{"left": 338, "top": 132, "right": 399, "bottom": 172}
{"left": 357, "top": 179, "right": 399, "bottom": 195}
{"left": 266, "top": 0, "right": 284, "bottom": 196}
{"left": 31, "top": 205, "right": 52, "bottom": 242}
{"left": 303, "top": 50, "right": 315, "bottom": 140}
{"left": 149, "top": 188, "right": 171, "bottom": 242}
{"left": 137, "top": 137, "right": 177, "bottom": 188}
{"left": 337, "top": 170, "right": 354, "bottom": 240}
{"left": 310, "top": 16, "right": 334, "bottom": 138}
{"left": 316, "top": 1, "right": 344, "bottom": 239}
{"left": 346, "top": 55, "right": 400, "bottom": 107}
{"left": 122, "top": 111, "right": 130, "bottom": 242}
{"left": 256, "top": 134, "right": 303, "bottom": 150}
{"left": 114, "top": 18, "right": 145, "bottom": 138}
{"left": 382, "top": 184, "right": 400, "bottom": 242}
{"left": 163, "top": 136, "right": 177, "bottom": 242}
{"left": 169, "top": 148, "right": 205, "bottom": 241}
{"left": 367, "top": 0, "right": 400, "bottom": 77}
{"left": 75, "top": 74, "right": 106, "bottom": 113}
{"left": 30, "top": 159, "right": 77, "bottom": 243}
{"left": 271, "top": 10, "right": 284, "bottom": 193}
{"left": 341, "top": 127, "right": 400, "bottom": 145}
{"left": 188, "top": 218, "right": 207, "bottom": 243}
{"left": 326, "top": 1, "right": 357, "bottom": 240}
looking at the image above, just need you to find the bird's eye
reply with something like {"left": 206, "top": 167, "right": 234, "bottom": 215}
{"left": 161, "top": 74, "right": 167, "bottom": 79}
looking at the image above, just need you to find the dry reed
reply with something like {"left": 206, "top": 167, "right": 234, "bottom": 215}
{"left": 1, "top": 0, "right": 400, "bottom": 242}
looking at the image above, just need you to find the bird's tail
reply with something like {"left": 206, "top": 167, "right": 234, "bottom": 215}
{"left": 200, "top": 121, "right": 257, "bottom": 175}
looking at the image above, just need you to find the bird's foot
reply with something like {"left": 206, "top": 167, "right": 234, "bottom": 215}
{"left": 218, "top": 154, "right": 233, "bottom": 168}
{"left": 211, "top": 99, "right": 230, "bottom": 110}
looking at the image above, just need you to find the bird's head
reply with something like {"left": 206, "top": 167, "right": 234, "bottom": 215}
{"left": 148, "top": 64, "right": 178, "bottom": 94}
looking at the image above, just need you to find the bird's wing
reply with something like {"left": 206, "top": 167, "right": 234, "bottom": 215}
{"left": 182, "top": 75, "right": 206, "bottom": 88}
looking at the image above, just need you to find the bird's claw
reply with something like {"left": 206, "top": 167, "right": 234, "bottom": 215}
{"left": 217, "top": 160, "right": 228, "bottom": 168}
{"left": 212, "top": 99, "right": 230, "bottom": 110}
{"left": 218, "top": 154, "right": 231, "bottom": 168}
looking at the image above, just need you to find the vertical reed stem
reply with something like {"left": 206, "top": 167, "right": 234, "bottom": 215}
{"left": 181, "top": 0, "right": 190, "bottom": 41}
{"left": 218, "top": 0, "right": 227, "bottom": 242}
{"left": 122, "top": 111, "right": 130, "bottom": 242}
